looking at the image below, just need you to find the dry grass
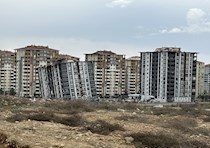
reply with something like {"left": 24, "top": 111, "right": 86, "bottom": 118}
{"left": 0, "top": 132, "right": 29, "bottom": 148}
{"left": 203, "top": 116, "right": 210, "bottom": 122}
{"left": 6, "top": 113, "right": 29, "bottom": 122}
{"left": 43, "top": 99, "right": 94, "bottom": 114}
{"left": 160, "top": 117, "right": 198, "bottom": 134}
{"left": 3, "top": 98, "right": 210, "bottom": 147}
{"left": 115, "top": 115, "right": 151, "bottom": 124}
{"left": 151, "top": 107, "right": 180, "bottom": 116}
{"left": 0, "top": 96, "right": 33, "bottom": 109}
{"left": 195, "top": 127, "right": 210, "bottom": 137}
{"left": 0, "top": 133, "right": 7, "bottom": 144}
{"left": 7, "top": 112, "right": 86, "bottom": 127}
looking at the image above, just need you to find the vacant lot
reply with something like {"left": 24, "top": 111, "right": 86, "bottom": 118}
{"left": 0, "top": 96, "right": 210, "bottom": 148}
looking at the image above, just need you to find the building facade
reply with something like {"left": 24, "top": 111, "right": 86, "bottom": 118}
{"left": 85, "top": 51, "right": 126, "bottom": 98}
{"left": 140, "top": 47, "right": 197, "bottom": 102}
{"left": 196, "top": 61, "right": 205, "bottom": 98}
{"left": 56, "top": 54, "right": 80, "bottom": 62}
{"left": 204, "top": 64, "right": 210, "bottom": 95}
{"left": 15, "top": 45, "right": 59, "bottom": 97}
{"left": 38, "top": 60, "right": 96, "bottom": 100}
{"left": 125, "top": 56, "right": 140, "bottom": 94}
{"left": 0, "top": 50, "right": 16, "bottom": 93}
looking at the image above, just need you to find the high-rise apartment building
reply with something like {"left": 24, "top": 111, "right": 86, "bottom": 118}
{"left": 56, "top": 54, "right": 80, "bottom": 62}
{"left": 0, "top": 50, "right": 16, "bottom": 93}
{"left": 15, "top": 45, "right": 59, "bottom": 97}
{"left": 125, "top": 56, "right": 140, "bottom": 94}
{"left": 204, "top": 64, "right": 210, "bottom": 95}
{"left": 38, "top": 60, "right": 96, "bottom": 100}
{"left": 196, "top": 61, "right": 205, "bottom": 98}
{"left": 85, "top": 51, "right": 126, "bottom": 98}
{"left": 140, "top": 47, "right": 197, "bottom": 102}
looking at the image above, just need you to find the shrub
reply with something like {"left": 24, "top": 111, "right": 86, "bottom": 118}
{"left": 122, "top": 103, "right": 138, "bottom": 110}
{"left": 128, "top": 132, "right": 179, "bottom": 147}
{"left": 28, "top": 112, "right": 55, "bottom": 122}
{"left": 6, "top": 113, "right": 28, "bottom": 122}
{"left": 0, "top": 133, "right": 7, "bottom": 144}
{"left": 160, "top": 117, "right": 197, "bottom": 134}
{"left": 54, "top": 114, "right": 86, "bottom": 127}
{"left": 195, "top": 127, "right": 210, "bottom": 136}
{"left": 152, "top": 107, "right": 179, "bottom": 116}
{"left": 115, "top": 115, "right": 151, "bottom": 124}
{"left": 127, "top": 132, "right": 209, "bottom": 148}
{"left": 85, "top": 120, "right": 124, "bottom": 135}
{"left": 95, "top": 103, "right": 120, "bottom": 111}
{"left": 151, "top": 106, "right": 203, "bottom": 117}
{"left": 43, "top": 99, "right": 94, "bottom": 114}
{"left": 203, "top": 116, "right": 210, "bottom": 122}
{"left": 188, "top": 140, "right": 209, "bottom": 147}
{"left": 7, "top": 112, "right": 85, "bottom": 127}
{"left": 7, "top": 140, "right": 30, "bottom": 148}
{"left": 8, "top": 111, "right": 123, "bottom": 130}
{"left": 0, "top": 132, "right": 29, "bottom": 148}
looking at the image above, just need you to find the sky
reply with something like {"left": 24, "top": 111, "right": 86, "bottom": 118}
{"left": 0, "top": 0, "right": 210, "bottom": 63}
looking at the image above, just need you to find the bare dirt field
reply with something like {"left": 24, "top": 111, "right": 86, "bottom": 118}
{"left": 0, "top": 96, "right": 210, "bottom": 148}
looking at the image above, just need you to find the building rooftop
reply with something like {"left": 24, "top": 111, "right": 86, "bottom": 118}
{"left": 87, "top": 50, "right": 116, "bottom": 55}
{"left": 126, "top": 56, "right": 140, "bottom": 60}
{"left": 197, "top": 61, "right": 205, "bottom": 64}
{"left": 0, "top": 50, "right": 15, "bottom": 54}
{"left": 15, "top": 45, "right": 59, "bottom": 51}
{"left": 155, "top": 47, "right": 181, "bottom": 52}
{"left": 55, "top": 54, "right": 80, "bottom": 62}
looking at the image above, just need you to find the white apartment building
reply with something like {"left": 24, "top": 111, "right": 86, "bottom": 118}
{"left": 196, "top": 61, "right": 205, "bottom": 98}
{"left": 38, "top": 60, "right": 96, "bottom": 100}
{"left": 0, "top": 50, "right": 16, "bottom": 93}
{"left": 15, "top": 45, "right": 59, "bottom": 97}
{"left": 140, "top": 47, "right": 197, "bottom": 102}
{"left": 85, "top": 51, "right": 126, "bottom": 98}
{"left": 125, "top": 56, "right": 140, "bottom": 94}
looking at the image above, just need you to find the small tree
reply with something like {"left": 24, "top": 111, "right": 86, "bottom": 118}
{"left": 0, "top": 88, "right": 4, "bottom": 95}
{"left": 9, "top": 88, "right": 16, "bottom": 96}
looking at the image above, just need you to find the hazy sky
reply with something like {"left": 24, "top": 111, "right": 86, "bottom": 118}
{"left": 0, "top": 0, "right": 210, "bottom": 63}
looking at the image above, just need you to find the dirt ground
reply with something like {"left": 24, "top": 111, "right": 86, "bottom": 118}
{"left": 0, "top": 96, "right": 210, "bottom": 148}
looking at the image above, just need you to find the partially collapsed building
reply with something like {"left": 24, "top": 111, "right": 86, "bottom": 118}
{"left": 38, "top": 60, "right": 96, "bottom": 100}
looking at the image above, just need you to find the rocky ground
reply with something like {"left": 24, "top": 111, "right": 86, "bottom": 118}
{"left": 0, "top": 96, "right": 210, "bottom": 148}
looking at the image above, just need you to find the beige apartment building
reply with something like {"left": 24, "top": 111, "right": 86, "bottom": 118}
{"left": 0, "top": 50, "right": 16, "bottom": 93}
{"left": 204, "top": 64, "right": 210, "bottom": 95}
{"left": 56, "top": 54, "right": 80, "bottom": 62}
{"left": 15, "top": 45, "right": 59, "bottom": 97}
{"left": 85, "top": 50, "right": 126, "bottom": 98}
{"left": 125, "top": 56, "right": 140, "bottom": 94}
{"left": 196, "top": 61, "right": 205, "bottom": 98}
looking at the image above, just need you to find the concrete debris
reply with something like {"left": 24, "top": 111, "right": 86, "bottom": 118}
{"left": 153, "top": 104, "right": 163, "bottom": 108}
{"left": 125, "top": 136, "right": 134, "bottom": 144}
{"left": 117, "top": 108, "right": 126, "bottom": 112}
